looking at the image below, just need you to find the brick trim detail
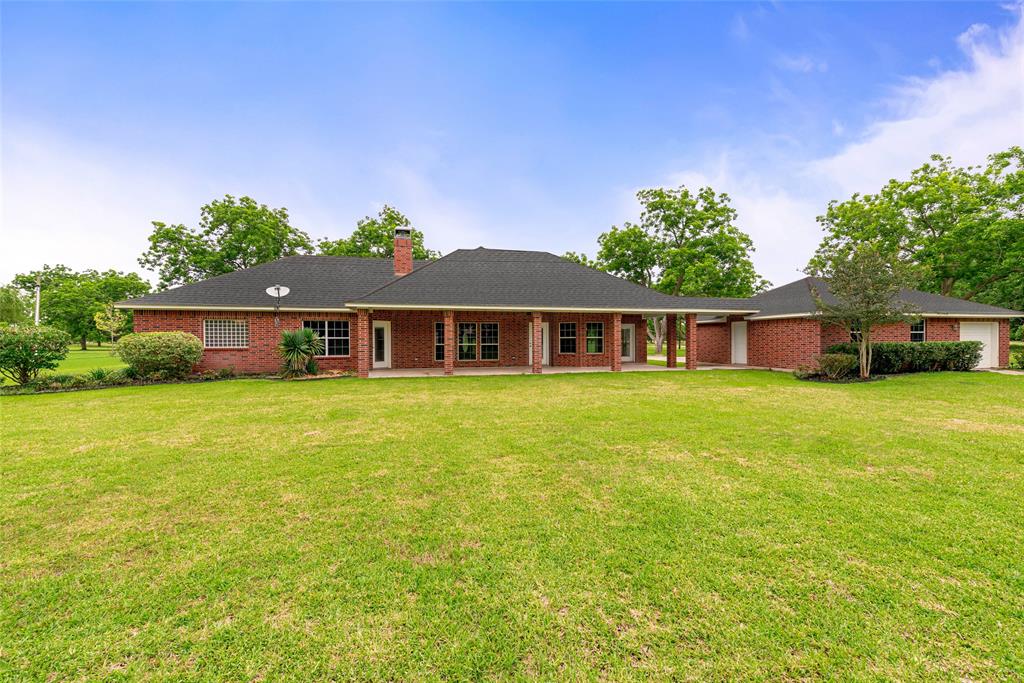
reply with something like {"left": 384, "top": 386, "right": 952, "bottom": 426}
{"left": 611, "top": 313, "right": 622, "bottom": 372}
{"left": 443, "top": 310, "right": 455, "bottom": 375}
{"left": 531, "top": 312, "right": 543, "bottom": 374}
{"left": 685, "top": 313, "right": 698, "bottom": 370}
{"left": 356, "top": 310, "right": 370, "bottom": 378}
{"left": 666, "top": 314, "right": 678, "bottom": 368}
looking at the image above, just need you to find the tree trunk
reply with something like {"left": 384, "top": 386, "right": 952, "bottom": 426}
{"left": 860, "top": 327, "right": 872, "bottom": 379}
{"left": 654, "top": 317, "right": 665, "bottom": 354}
{"left": 80, "top": 335, "right": 87, "bottom": 351}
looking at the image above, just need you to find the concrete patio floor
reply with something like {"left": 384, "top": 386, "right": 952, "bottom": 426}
{"left": 367, "top": 362, "right": 768, "bottom": 378}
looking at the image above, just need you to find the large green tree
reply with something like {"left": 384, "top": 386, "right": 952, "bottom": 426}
{"left": 808, "top": 147, "right": 1024, "bottom": 313}
{"left": 317, "top": 205, "right": 439, "bottom": 259}
{"left": 0, "top": 287, "right": 31, "bottom": 324}
{"left": 141, "top": 195, "right": 314, "bottom": 288}
{"left": 13, "top": 267, "right": 150, "bottom": 350}
{"left": 571, "top": 185, "right": 770, "bottom": 351}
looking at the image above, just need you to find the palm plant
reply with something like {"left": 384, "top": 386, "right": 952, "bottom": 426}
{"left": 278, "top": 328, "right": 324, "bottom": 378}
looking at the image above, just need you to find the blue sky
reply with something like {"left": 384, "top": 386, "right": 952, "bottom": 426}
{"left": 3, "top": 2, "right": 1022, "bottom": 286}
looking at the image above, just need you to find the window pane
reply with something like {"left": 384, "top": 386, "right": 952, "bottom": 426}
{"left": 458, "top": 323, "right": 476, "bottom": 360}
{"left": 435, "top": 322, "right": 445, "bottom": 361}
{"left": 480, "top": 323, "right": 498, "bottom": 360}
{"left": 204, "top": 319, "right": 249, "bottom": 348}
{"left": 559, "top": 322, "right": 576, "bottom": 354}
{"left": 303, "top": 320, "right": 350, "bottom": 356}
{"left": 586, "top": 322, "right": 603, "bottom": 353}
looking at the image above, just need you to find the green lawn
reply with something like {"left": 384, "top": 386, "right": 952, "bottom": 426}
{"left": 1, "top": 348, "right": 126, "bottom": 385}
{"left": 3, "top": 371, "right": 1023, "bottom": 680}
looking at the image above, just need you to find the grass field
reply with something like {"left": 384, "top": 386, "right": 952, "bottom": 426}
{"left": 1, "top": 348, "right": 126, "bottom": 385}
{"left": 3, "top": 371, "right": 1023, "bottom": 680}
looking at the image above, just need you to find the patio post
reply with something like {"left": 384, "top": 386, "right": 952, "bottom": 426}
{"left": 531, "top": 312, "right": 543, "bottom": 374}
{"left": 685, "top": 313, "right": 698, "bottom": 369}
{"left": 666, "top": 314, "right": 677, "bottom": 368}
{"left": 443, "top": 310, "right": 455, "bottom": 376}
{"left": 356, "top": 309, "right": 370, "bottom": 378}
{"left": 611, "top": 313, "right": 622, "bottom": 371}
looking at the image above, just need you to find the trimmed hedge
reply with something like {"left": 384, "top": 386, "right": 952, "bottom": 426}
{"left": 117, "top": 332, "right": 204, "bottom": 379}
{"left": 825, "top": 341, "right": 983, "bottom": 374}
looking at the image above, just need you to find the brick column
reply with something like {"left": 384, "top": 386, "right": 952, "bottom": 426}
{"left": 531, "top": 312, "right": 543, "bottom": 374}
{"left": 356, "top": 309, "right": 370, "bottom": 378}
{"left": 666, "top": 314, "right": 677, "bottom": 368}
{"left": 443, "top": 310, "right": 455, "bottom": 375}
{"left": 611, "top": 313, "right": 622, "bottom": 371}
{"left": 685, "top": 313, "right": 698, "bottom": 370}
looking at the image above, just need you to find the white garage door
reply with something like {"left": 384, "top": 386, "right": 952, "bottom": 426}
{"left": 960, "top": 322, "right": 998, "bottom": 368}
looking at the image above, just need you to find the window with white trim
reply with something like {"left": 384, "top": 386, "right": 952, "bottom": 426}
{"left": 479, "top": 323, "right": 499, "bottom": 360}
{"left": 849, "top": 323, "right": 862, "bottom": 343}
{"left": 586, "top": 322, "right": 604, "bottom": 354}
{"left": 910, "top": 319, "right": 925, "bottom": 343}
{"left": 204, "top": 319, "right": 249, "bottom": 348}
{"left": 559, "top": 322, "right": 577, "bottom": 354}
{"left": 303, "top": 320, "right": 350, "bottom": 356}
{"left": 434, "top": 322, "right": 445, "bottom": 361}
{"left": 458, "top": 323, "right": 477, "bottom": 361}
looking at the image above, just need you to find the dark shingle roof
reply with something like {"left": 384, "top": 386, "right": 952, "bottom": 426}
{"left": 747, "top": 277, "right": 1022, "bottom": 319}
{"left": 118, "top": 256, "right": 430, "bottom": 310}
{"left": 347, "top": 248, "right": 759, "bottom": 313}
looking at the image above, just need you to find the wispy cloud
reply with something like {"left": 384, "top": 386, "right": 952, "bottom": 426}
{"left": 776, "top": 54, "right": 828, "bottom": 73}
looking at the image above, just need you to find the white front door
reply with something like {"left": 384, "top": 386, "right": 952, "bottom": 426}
{"left": 621, "top": 324, "right": 635, "bottom": 362}
{"left": 960, "top": 321, "right": 998, "bottom": 368}
{"left": 372, "top": 321, "right": 391, "bottom": 369}
{"left": 528, "top": 322, "right": 550, "bottom": 365}
{"left": 731, "top": 321, "right": 748, "bottom": 365}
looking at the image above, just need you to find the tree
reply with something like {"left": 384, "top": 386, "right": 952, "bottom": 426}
{"left": 12, "top": 267, "right": 150, "bottom": 350}
{"left": 94, "top": 303, "right": 129, "bottom": 344}
{"left": 811, "top": 245, "right": 918, "bottom": 379}
{"left": 0, "top": 325, "right": 71, "bottom": 385}
{"left": 808, "top": 147, "right": 1024, "bottom": 309}
{"left": 140, "top": 195, "right": 314, "bottom": 288}
{"left": 571, "top": 185, "right": 770, "bottom": 352}
{"left": 317, "top": 205, "right": 439, "bottom": 259}
{"left": 0, "top": 287, "right": 30, "bottom": 324}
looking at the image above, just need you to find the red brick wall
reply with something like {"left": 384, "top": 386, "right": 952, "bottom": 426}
{"left": 819, "top": 317, "right": 1011, "bottom": 367}
{"left": 134, "top": 309, "right": 647, "bottom": 374}
{"left": 694, "top": 315, "right": 749, "bottom": 364}
{"left": 133, "top": 310, "right": 357, "bottom": 374}
{"left": 747, "top": 318, "right": 822, "bottom": 369}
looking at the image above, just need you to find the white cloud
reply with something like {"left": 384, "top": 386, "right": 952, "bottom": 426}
{"left": 776, "top": 54, "right": 829, "bottom": 73}
{"left": 656, "top": 7, "right": 1024, "bottom": 285}
{"left": 810, "top": 8, "right": 1024, "bottom": 196}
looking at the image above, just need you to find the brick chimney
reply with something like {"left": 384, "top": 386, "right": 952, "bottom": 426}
{"left": 393, "top": 227, "right": 413, "bottom": 277}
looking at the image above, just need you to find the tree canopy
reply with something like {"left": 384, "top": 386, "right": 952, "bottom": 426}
{"left": 574, "top": 185, "right": 770, "bottom": 298}
{"left": 0, "top": 287, "right": 31, "bottom": 325}
{"left": 808, "top": 146, "right": 1024, "bottom": 314}
{"left": 12, "top": 266, "right": 150, "bottom": 349}
{"left": 140, "top": 195, "right": 314, "bottom": 289}
{"left": 317, "top": 205, "right": 439, "bottom": 260}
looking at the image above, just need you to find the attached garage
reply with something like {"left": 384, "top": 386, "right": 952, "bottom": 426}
{"left": 959, "top": 321, "right": 1000, "bottom": 368}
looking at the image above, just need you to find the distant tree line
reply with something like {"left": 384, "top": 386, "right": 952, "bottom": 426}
{"left": 5, "top": 146, "right": 1020, "bottom": 349}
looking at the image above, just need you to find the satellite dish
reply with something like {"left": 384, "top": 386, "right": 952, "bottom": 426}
{"left": 266, "top": 285, "right": 290, "bottom": 298}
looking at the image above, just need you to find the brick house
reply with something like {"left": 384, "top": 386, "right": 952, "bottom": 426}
{"left": 694, "top": 277, "right": 1020, "bottom": 369}
{"left": 119, "top": 230, "right": 1020, "bottom": 375}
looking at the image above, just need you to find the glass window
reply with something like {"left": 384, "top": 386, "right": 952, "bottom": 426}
{"left": 303, "top": 320, "right": 350, "bottom": 356}
{"left": 204, "top": 319, "right": 248, "bottom": 348}
{"left": 434, "top": 322, "right": 445, "bottom": 361}
{"left": 586, "top": 322, "right": 604, "bottom": 354}
{"left": 458, "top": 323, "right": 477, "bottom": 361}
{"left": 480, "top": 323, "right": 499, "bottom": 360}
{"left": 850, "top": 323, "right": 862, "bottom": 343}
{"left": 559, "top": 322, "right": 576, "bottom": 354}
{"left": 910, "top": 319, "right": 925, "bottom": 342}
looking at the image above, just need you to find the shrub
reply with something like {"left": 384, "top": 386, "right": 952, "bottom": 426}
{"left": 277, "top": 328, "right": 324, "bottom": 378}
{"left": 87, "top": 367, "right": 111, "bottom": 382}
{"left": 825, "top": 341, "right": 983, "bottom": 374}
{"left": 0, "top": 325, "right": 72, "bottom": 384}
{"left": 1010, "top": 347, "right": 1024, "bottom": 370}
{"left": 817, "top": 353, "right": 859, "bottom": 380}
{"left": 117, "top": 332, "right": 204, "bottom": 379}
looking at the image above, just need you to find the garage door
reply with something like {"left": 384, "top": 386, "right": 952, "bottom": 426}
{"left": 960, "top": 322, "right": 998, "bottom": 368}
